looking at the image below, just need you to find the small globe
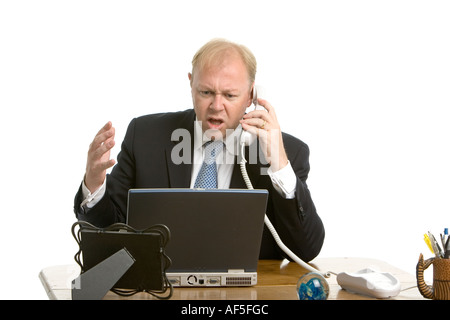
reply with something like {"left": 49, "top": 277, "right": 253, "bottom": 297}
{"left": 296, "top": 272, "right": 329, "bottom": 300}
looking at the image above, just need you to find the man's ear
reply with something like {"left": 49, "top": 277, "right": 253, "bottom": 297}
{"left": 188, "top": 73, "right": 192, "bottom": 86}
{"left": 248, "top": 82, "right": 255, "bottom": 107}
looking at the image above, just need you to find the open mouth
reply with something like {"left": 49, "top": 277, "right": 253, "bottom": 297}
{"left": 207, "top": 118, "right": 224, "bottom": 129}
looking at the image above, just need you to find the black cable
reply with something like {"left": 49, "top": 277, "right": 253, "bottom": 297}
{"left": 71, "top": 221, "right": 173, "bottom": 299}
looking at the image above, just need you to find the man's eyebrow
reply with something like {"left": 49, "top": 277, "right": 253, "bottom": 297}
{"left": 196, "top": 85, "right": 240, "bottom": 94}
{"left": 196, "top": 83, "right": 213, "bottom": 90}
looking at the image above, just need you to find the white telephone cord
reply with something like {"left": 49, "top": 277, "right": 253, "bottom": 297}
{"left": 239, "top": 142, "right": 332, "bottom": 278}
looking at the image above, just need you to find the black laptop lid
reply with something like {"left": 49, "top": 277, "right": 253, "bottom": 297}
{"left": 126, "top": 188, "right": 268, "bottom": 273}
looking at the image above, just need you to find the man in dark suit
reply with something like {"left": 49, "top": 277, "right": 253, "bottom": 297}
{"left": 74, "top": 39, "right": 324, "bottom": 262}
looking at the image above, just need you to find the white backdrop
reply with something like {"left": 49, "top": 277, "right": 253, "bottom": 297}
{"left": 1, "top": 1, "right": 449, "bottom": 299}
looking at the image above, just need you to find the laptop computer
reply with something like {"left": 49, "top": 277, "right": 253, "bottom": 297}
{"left": 126, "top": 188, "right": 268, "bottom": 287}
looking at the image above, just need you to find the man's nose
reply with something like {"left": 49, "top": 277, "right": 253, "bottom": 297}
{"left": 211, "top": 94, "right": 225, "bottom": 111}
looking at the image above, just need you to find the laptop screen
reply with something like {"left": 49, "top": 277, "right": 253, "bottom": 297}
{"left": 126, "top": 188, "right": 268, "bottom": 273}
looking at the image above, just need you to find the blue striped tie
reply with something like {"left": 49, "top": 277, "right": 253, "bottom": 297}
{"left": 194, "top": 141, "right": 224, "bottom": 189}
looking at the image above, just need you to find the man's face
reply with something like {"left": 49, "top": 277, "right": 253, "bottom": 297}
{"left": 189, "top": 54, "right": 253, "bottom": 140}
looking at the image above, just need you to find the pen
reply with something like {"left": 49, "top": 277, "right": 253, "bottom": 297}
{"left": 444, "top": 228, "right": 449, "bottom": 248}
{"left": 445, "top": 236, "right": 450, "bottom": 259}
{"left": 428, "top": 232, "right": 443, "bottom": 258}
{"left": 442, "top": 228, "right": 448, "bottom": 248}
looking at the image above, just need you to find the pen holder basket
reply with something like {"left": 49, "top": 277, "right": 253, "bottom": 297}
{"left": 416, "top": 253, "right": 450, "bottom": 300}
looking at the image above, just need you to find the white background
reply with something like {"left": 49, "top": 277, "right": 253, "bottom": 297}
{"left": 1, "top": 1, "right": 449, "bottom": 299}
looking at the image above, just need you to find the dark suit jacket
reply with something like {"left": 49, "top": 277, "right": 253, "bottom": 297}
{"left": 74, "top": 109, "right": 325, "bottom": 262}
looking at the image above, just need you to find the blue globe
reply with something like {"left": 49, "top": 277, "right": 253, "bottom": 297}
{"left": 297, "top": 272, "right": 329, "bottom": 300}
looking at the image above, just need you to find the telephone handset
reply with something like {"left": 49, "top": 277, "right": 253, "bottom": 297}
{"left": 240, "top": 85, "right": 267, "bottom": 146}
{"left": 239, "top": 85, "right": 331, "bottom": 278}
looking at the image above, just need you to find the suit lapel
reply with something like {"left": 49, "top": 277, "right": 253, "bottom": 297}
{"left": 230, "top": 160, "right": 247, "bottom": 188}
{"left": 165, "top": 110, "right": 195, "bottom": 188}
{"left": 230, "top": 145, "right": 265, "bottom": 189}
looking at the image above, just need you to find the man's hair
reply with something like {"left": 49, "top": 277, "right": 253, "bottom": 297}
{"left": 191, "top": 38, "right": 257, "bottom": 85}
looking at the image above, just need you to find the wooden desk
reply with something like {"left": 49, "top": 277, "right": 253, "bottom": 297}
{"left": 39, "top": 257, "right": 424, "bottom": 300}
